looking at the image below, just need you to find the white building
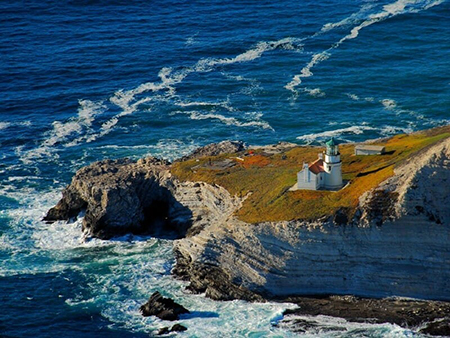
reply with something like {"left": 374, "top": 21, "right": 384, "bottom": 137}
{"left": 354, "top": 145, "right": 385, "bottom": 155}
{"left": 297, "top": 138, "right": 343, "bottom": 190}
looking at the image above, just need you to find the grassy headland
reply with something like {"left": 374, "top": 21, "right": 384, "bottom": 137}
{"left": 172, "top": 126, "right": 450, "bottom": 223}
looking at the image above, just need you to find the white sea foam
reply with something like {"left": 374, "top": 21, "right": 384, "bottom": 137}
{"left": 18, "top": 100, "right": 107, "bottom": 164}
{"left": 176, "top": 99, "right": 235, "bottom": 112}
{"left": 185, "top": 32, "right": 199, "bottom": 46}
{"left": 379, "top": 125, "right": 413, "bottom": 135}
{"left": 176, "top": 110, "right": 273, "bottom": 130}
{"left": 195, "top": 37, "right": 304, "bottom": 72}
{"left": 297, "top": 123, "right": 417, "bottom": 143}
{"left": 297, "top": 125, "right": 377, "bottom": 143}
{"left": 346, "top": 93, "right": 361, "bottom": 101}
{"left": 304, "top": 87, "right": 326, "bottom": 98}
{"left": 0, "top": 122, "right": 11, "bottom": 130}
{"left": 96, "top": 139, "right": 200, "bottom": 162}
{"left": 381, "top": 98, "right": 398, "bottom": 110}
{"left": 318, "top": 3, "right": 376, "bottom": 34}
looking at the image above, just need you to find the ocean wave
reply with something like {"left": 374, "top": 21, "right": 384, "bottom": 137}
{"left": 96, "top": 139, "right": 200, "bottom": 162}
{"left": 303, "top": 87, "right": 326, "bottom": 98}
{"left": 0, "top": 121, "right": 32, "bottom": 131}
{"left": 297, "top": 124, "right": 417, "bottom": 143}
{"left": 346, "top": 93, "right": 361, "bottom": 101}
{"left": 285, "top": 52, "right": 330, "bottom": 92}
{"left": 297, "top": 125, "right": 377, "bottom": 143}
{"left": 174, "top": 110, "right": 273, "bottom": 130}
{"left": 0, "top": 122, "right": 11, "bottom": 130}
{"left": 381, "top": 98, "right": 398, "bottom": 110}
{"left": 176, "top": 99, "right": 235, "bottom": 112}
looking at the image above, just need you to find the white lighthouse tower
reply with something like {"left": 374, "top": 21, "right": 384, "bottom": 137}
{"left": 323, "top": 137, "right": 343, "bottom": 190}
{"left": 296, "top": 137, "right": 344, "bottom": 191}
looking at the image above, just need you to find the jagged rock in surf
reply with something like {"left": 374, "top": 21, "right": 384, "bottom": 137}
{"left": 140, "top": 291, "right": 189, "bottom": 321}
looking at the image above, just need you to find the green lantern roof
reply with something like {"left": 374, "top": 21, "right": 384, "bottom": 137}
{"left": 326, "top": 137, "right": 338, "bottom": 147}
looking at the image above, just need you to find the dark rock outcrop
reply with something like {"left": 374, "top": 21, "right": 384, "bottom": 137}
{"left": 157, "top": 324, "right": 188, "bottom": 335}
{"left": 157, "top": 327, "right": 170, "bottom": 335}
{"left": 179, "top": 140, "right": 246, "bottom": 161}
{"left": 173, "top": 254, "right": 264, "bottom": 302}
{"left": 420, "top": 319, "right": 450, "bottom": 336}
{"left": 280, "top": 295, "right": 450, "bottom": 336}
{"left": 170, "top": 324, "right": 187, "bottom": 332}
{"left": 140, "top": 291, "right": 189, "bottom": 321}
{"left": 44, "top": 157, "right": 193, "bottom": 239}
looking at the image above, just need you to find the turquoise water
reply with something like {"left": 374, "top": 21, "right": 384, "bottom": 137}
{"left": 0, "top": 0, "right": 448, "bottom": 336}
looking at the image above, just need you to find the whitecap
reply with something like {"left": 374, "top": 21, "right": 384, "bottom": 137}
{"left": 381, "top": 99, "right": 398, "bottom": 110}
{"left": 346, "top": 93, "right": 360, "bottom": 101}
{"left": 174, "top": 110, "right": 273, "bottom": 130}
{"left": 379, "top": 125, "right": 413, "bottom": 135}
{"left": 304, "top": 87, "right": 326, "bottom": 98}
{"left": 297, "top": 125, "right": 377, "bottom": 143}
{"left": 176, "top": 99, "right": 235, "bottom": 112}
{"left": 285, "top": 52, "right": 330, "bottom": 92}
{"left": 0, "top": 122, "right": 11, "bottom": 130}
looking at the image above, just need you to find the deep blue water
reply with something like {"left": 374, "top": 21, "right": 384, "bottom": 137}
{"left": 0, "top": 0, "right": 449, "bottom": 336}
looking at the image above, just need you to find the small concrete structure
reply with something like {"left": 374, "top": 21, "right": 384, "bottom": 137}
{"left": 297, "top": 138, "right": 343, "bottom": 191}
{"left": 355, "top": 145, "right": 385, "bottom": 156}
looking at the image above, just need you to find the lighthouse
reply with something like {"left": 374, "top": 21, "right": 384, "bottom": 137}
{"left": 323, "top": 138, "right": 343, "bottom": 190}
{"left": 296, "top": 137, "right": 343, "bottom": 191}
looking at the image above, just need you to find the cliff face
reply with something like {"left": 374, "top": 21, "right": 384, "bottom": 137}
{"left": 174, "top": 137, "right": 450, "bottom": 301}
{"left": 46, "top": 138, "right": 450, "bottom": 301}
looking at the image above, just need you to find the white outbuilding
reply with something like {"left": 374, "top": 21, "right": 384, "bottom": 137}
{"left": 354, "top": 145, "right": 385, "bottom": 155}
{"left": 297, "top": 138, "right": 343, "bottom": 191}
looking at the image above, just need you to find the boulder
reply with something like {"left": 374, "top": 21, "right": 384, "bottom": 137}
{"left": 140, "top": 292, "right": 189, "bottom": 321}
{"left": 170, "top": 324, "right": 187, "bottom": 332}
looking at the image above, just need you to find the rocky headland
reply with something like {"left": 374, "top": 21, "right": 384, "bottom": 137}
{"left": 45, "top": 129, "right": 450, "bottom": 334}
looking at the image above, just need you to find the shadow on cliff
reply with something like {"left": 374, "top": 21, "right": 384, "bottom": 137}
{"left": 86, "top": 185, "right": 194, "bottom": 240}
{"left": 140, "top": 187, "right": 194, "bottom": 240}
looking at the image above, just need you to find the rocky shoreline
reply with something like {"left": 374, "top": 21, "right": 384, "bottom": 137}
{"left": 279, "top": 295, "right": 450, "bottom": 336}
{"left": 45, "top": 134, "right": 450, "bottom": 335}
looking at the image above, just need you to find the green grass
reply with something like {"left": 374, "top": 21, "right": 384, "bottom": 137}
{"left": 172, "top": 126, "right": 450, "bottom": 223}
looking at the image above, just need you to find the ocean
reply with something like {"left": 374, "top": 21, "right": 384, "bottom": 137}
{"left": 0, "top": 0, "right": 449, "bottom": 336}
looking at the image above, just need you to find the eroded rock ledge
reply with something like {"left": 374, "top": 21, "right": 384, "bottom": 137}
{"left": 46, "top": 137, "right": 450, "bottom": 331}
